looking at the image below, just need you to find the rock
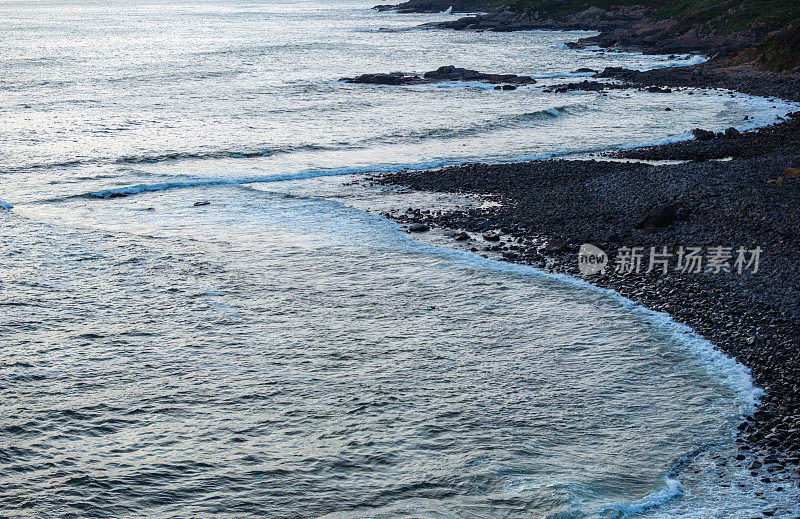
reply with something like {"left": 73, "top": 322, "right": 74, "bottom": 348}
{"left": 552, "top": 80, "right": 628, "bottom": 93}
{"left": 575, "top": 6, "right": 605, "bottom": 22}
{"left": 482, "top": 233, "right": 501, "bottom": 242}
{"left": 665, "top": 107, "right": 672, "bottom": 111}
{"left": 544, "top": 238, "right": 567, "bottom": 253}
{"left": 408, "top": 223, "right": 430, "bottom": 232}
{"left": 494, "top": 84, "right": 517, "bottom": 90}
{"left": 724, "top": 127, "right": 741, "bottom": 137}
{"left": 454, "top": 231, "right": 471, "bottom": 241}
{"left": 636, "top": 204, "right": 677, "bottom": 229}
{"left": 748, "top": 460, "right": 763, "bottom": 470}
{"left": 193, "top": 201, "right": 211, "bottom": 207}
{"left": 342, "top": 66, "right": 535, "bottom": 86}
{"left": 646, "top": 86, "right": 672, "bottom": 93}
{"left": 692, "top": 128, "right": 716, "bottom": 141}
{"left": 108, "top": 192, "right": 129, "bottom": 199}
{"left": 572, "top": 68, "right": 598, "bottom": 74}
{"left": 342, "top": 72, "right": 409, "bottom": 85}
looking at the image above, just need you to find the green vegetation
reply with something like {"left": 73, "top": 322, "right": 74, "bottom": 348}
{"left": 496, "top": 0, "right": 800, "bottom": 33}
{"left": 499, "top": 0, "right": 661, "bottom": 17}
{"left": 490, "top": 0, "right": 800, "bottom": 70}
{"left": 658, "top": 0, "right": 800, "bottom": 35}
{"left": 750, "top": 24, "right": 800, "bottom": 71}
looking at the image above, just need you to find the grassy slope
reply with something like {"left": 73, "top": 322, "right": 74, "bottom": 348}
{"left": 660, "top": 0, "right": 799, "bottom": 33}
{"left": 496, "top": 0, "right": 800, "bottom": 70}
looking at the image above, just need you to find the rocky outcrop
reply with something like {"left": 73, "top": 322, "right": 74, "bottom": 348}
{"left": 375, "top": 1, "right": 800, "bottom": 72}
{"left": 373, "top": 0, "right": 484, "bottom": 13}
{"left": 341, "top": 66, "right": 536, "bottom": 86}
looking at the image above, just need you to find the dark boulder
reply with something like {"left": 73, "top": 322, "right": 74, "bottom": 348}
{"left": 342, "top": 72, "right": 410, "bottom": 85}
{"left": 636, "top": 204, "right": 677, "bottom": 229}
{"left": 724, "top": 127, "right": 741, "bottom": 137}
{"left": 692, "top": 128, "right": 716, "bottom": 141}
{"left": 544, "top": 238, "right": 568, "bottom": 254}
{"left": 408, "top": 223, "right": 430, "bottom": 232}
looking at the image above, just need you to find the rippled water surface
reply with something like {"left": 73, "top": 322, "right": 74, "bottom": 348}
{"left": 2, "top": 0, "right": 800, "bottom": 517}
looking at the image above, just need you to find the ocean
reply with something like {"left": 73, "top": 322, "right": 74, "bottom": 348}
{"left": 2, "top": 0, "right": 800, "bottom": 517}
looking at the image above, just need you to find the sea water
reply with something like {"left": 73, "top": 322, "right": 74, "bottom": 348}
{"left": 1, "top": 0, "right": 799, "bottom": 517}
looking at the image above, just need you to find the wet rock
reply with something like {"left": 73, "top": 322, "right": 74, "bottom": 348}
{"left": 692, "top": 128, "right": 716, "bottom": 141}
{"left": 408, "top": 223, "right": 430, "bottom": 232}
{"left": 544, "top": 238, "right": 568, "bottom": 253}
{"left": 342, "top": 72, "right": 409, "bottom": 85}
{"left": 342, "top": 66, "right": 535, "bottom": 86}
{"left": 454, "top": 231, "right": 471, "bottom": 241}
{"left": 482, "top": 233, "right": 501, "bottom": 242}
{"left": 725, "top": 127, "right": 741, "bottom": 137}
{"left": 552, "top": 80, "right": 627, "bottom": 93}
{"left": 193, "top": 201, "right": 211, "bottom": 207}
{"left": 635, "top": 204, "right": 677, "bottom": 229}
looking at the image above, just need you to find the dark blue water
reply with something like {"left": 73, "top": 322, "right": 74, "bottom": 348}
{"left": 2, "top": 0, "right": 799, "bottom": 517}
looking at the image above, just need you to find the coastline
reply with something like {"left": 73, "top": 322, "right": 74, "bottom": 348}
{"left": 362, "top": 113, "right": 800, "bottom": 485}
{"left": 375, "top": 0, "right": 800, "bottom": 103}
{"left": 361, "top": 1, "right": 800, "bottom": 489}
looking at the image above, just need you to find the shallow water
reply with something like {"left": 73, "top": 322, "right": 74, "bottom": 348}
{"left": 2, "top": 0, "right": 800, "bottom": 517}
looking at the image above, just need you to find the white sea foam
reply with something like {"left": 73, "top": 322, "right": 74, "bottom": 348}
{"left": 84, "top": 160, "right": 463, "bottom": 199}
{"left": 388, "top": 238, "right": 762, "bottom": 518}
{"left": 411, "top": 243, "right": 762, "bottom": 411}
{"left": 599, "top": 477, "right": 684, "bottom": 517}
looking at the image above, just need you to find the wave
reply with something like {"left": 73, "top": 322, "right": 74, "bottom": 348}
{"left": 410, "top": 241, "right": 761, "bottom": 411}
{"left": 5, "top": 144, "right": 336, "bottom": 174}
{"left": 42, "top": 136, "right": 673, "bottom": 203}
{"left": 80, "top": 160, "right": 465, "bottom": 199}
{"left": 5, "top": 100, "right": 590, "bottom": 176}
{"left": 598, "top": 477, "right": 684, "bottom": 517}
{"left": 395, "top": 240, "right": 762, "bottom": 518}
{"left": 363, "top": 103, "right": 588, "bottom": 145}
{"left": 0, "top": 199, "right": 13, "bottom": 210}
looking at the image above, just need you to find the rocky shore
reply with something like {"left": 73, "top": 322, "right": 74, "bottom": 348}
{"left": 363, "top": 114, "right": 800, "bottom": 483}
{"left": 374, "top": 0, "right": 800, "bottom": 72}
{"left": 374, "top": 0, "right": 800, "bottom": 100}
{"left": 367, "top": 0, "right": 800, "bottom": 493}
